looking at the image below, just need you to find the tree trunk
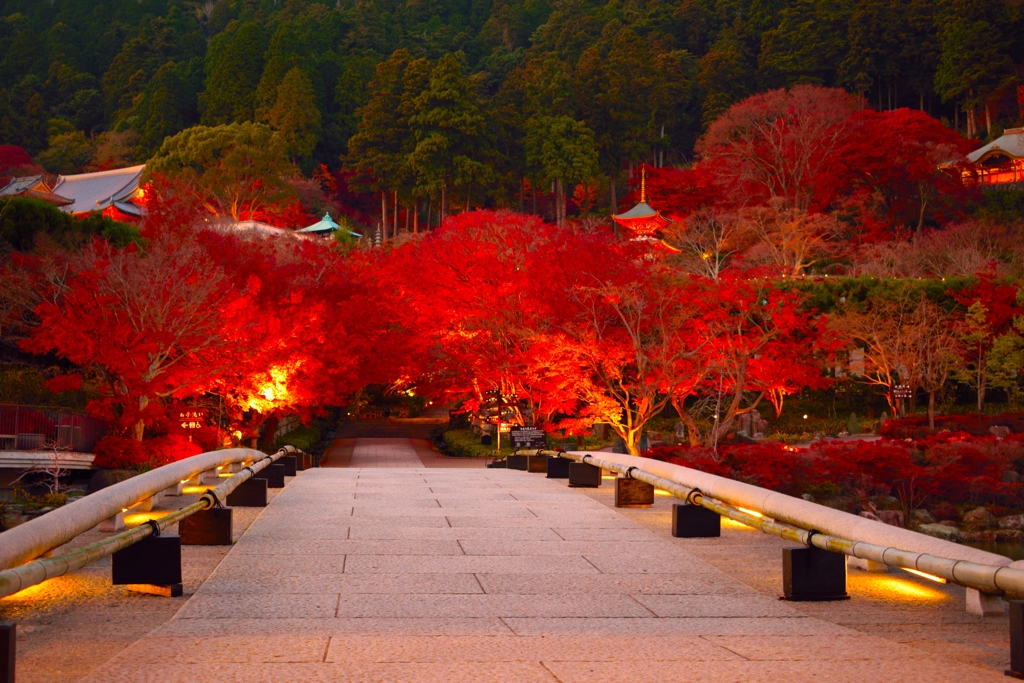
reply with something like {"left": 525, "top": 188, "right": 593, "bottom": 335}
{"left": 519, "top": 176, "right": 525, "bottom": 213}
{"left": 557, "top": 180, "right": 565, "bottom": 225}
{"left": 927, "top": 390, "right": 936, "bottom": 430}
{"left": 532, "top": 185, "right": 537, "bottom": 215}
{"left": 381, "top": 191, "right": 388, "bottom": 240}
{"left": 672, "top": 396, "right": 701, "bottom": 446}
{"left": 441, "top": 186, "right": 447, "bottom": 221}
{"left": 393, "top": 191, "right": 398, "bottom": 236}
{"left": 561, "top": 179, "right": 566, "bottom": 225}
{"left": 413, "top": 200, "right": 419, "bottom": 234}
{"left": 133, "top": 395, "right": 149, "bottom": 441}
{"left": 985, "top": 101, "right": 992, "bottom": 136}
{"left": 626, "top": 426, "right": 641, "bottom": 456}
{"left": 978, "top": 375, "right": 986, "bottom": 412}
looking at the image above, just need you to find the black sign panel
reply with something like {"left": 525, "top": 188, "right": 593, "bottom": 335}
{"left": 509, "top": 427, "right": 546, "bottom": 449}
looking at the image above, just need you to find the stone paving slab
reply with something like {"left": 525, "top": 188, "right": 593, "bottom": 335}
{"left": 457, "top": 539, "right": 705, "bottom": 555}
{"left": 346, "top": 525, "right": 565, "bottom": 540}
{"left": 476, "top": 573, "right": 750, "bottom": 595}
{"left": 322, "top": 634, "right": 744, "bottom": 662}
{"left": 546, "top": 659, "right": 1003, "bottom": 683}
{"left": 342, "top": 553, "right": 603, "bottom": 574}
{"left": 230, "top": 538, "right": 465, "bottom": 555}
{"left": 333, "top": 593, "right": 654, "bottom": 618}
{"left": 349, "top": 438, "right": 424, "bottom": 467}
{"left": 80, "top": 466, "right": 1010, "bottom": 682}
{"left": 196, "top": 573, "right": 484, "bottom": 595}
{"left": 178, "top": 593, "right": 340, "bottom": 619}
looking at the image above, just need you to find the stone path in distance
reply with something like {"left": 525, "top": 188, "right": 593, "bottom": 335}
{"left": 349, "top": 438, "right": 424, "bottom": 468}
{"left": 79, "top": 466, "right": 1007, "bottom": 682}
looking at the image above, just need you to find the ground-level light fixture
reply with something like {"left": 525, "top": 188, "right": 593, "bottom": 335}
{"left": 902, "top": 568, "right": 947, "bottom": 584}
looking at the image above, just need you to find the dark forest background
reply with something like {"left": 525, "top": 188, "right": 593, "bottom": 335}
{"left": 1, "top": 0, "right": 1022, "bottom": 215}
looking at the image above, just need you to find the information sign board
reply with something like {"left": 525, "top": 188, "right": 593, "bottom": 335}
{"left": 509, "top": 426, "right": 546, "bottom": 449}
{"left": 177, "top": 409, "right": 208, "bottom": 430}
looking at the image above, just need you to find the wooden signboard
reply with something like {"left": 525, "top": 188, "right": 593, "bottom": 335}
{"left": 177, "top": 409, "right": 207, "bottom": 430}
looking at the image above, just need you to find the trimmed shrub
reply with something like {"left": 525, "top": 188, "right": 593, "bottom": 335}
{"left": 0, "top": 196, "right": 141, "bottom": 251}
{"left": 645, "top": 432, "right": 1023, "bottom": 511}
{"left": 880, "top": 412, "right": 1024, "bottom": 439}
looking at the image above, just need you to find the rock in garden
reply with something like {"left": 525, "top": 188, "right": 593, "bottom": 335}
{"left": 995, "top": 529, "right": 1024, "bottom": 543}
{"left": 989, "top": 425, "right": 1010, "bottom": 438}
{"left": 961, "top": 507, "right": 994, "bottom": 531}
{"left": 998, "top": 514, "right": 1024, "bottom": 530}
{"left": 1003, "top": 470, "right": 1021, "bottom": 483}
{"left": 859, "top": 511, "right": 882, "bottom": 522}
{"left": 877, "top": 510, "right": 905, "bottom": 527}
{"left": 911, "top": 509, "right": 936, "bottom": 526}
{"left": 961, "top": 530, "right": 996, "bottom": 542}
{"left": 917, "top": 523, "right": 962, "bottom": 542}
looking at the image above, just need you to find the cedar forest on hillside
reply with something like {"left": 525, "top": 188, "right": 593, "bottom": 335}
{"left": 1, "top": 0, "right": 1023, "bottom": 228}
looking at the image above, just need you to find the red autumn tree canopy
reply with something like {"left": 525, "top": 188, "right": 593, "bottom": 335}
{"left": 696, "top": 84, "right": 861, "bottom": 213}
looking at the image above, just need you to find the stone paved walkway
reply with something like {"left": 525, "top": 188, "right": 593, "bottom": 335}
{"left": 349, "top": 438, "right": 425, "bottom": 467}
{"left": 322, "top": 437, "right": 488, "bottom": 469}
{"left": 80, "top": 468, "right": 1008, "bottom": 682}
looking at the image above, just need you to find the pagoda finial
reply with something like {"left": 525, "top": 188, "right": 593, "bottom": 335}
{"left": 640, "top": 165, "right": 646, "bottom": 203}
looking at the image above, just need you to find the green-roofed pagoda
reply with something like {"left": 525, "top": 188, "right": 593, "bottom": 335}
{"left": 296, "top": 212, "right": 363, "bottom": 238}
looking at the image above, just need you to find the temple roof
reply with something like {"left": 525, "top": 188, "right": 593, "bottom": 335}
{"left": 297, "top": 212, "right": 341, "bottom": 233}
{"left": 612, "top": 200, "right": 670, "bottom": 237}
{"left": 613, "top": 201, "right": 660, "bottom": 220}
{"left": 968, "top": 128, "right": 1024, "bottom": 164}
{"left": 0, "top": 175, "right": 73, "bottom": 206}
{"left": 212, "top": 220, "right": 310, "bottom": 240}
{"left": 52, "top": 165, "right": 145, "bottom": 215}
{"left": 296, "top": 212, "right": 363, "bottom": 237}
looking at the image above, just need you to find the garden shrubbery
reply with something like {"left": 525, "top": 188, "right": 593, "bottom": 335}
{"left": 645, "top": 433, "right": 1024, "bottom": 516}
{"left": 440, "top": 429, "right": 518, "bottom": 458}
{"left": 93, "top": 434, "right": 202, "bottom": 471}
{"left": 273, "top": 424, "right": 322, "bottom": 452}
{"left": 879, "top": 412, "right": 1024, "bottom": 439}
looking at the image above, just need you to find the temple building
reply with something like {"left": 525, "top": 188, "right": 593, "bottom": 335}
{"left": 965, "top": 128, "right": 1024, "bottom": 187}
{"left": 0, "top": 165, "right": 146, "bottom": 220}
{"left": 0, "top": 175, "right": 72, "bottom": 207}
{"left": 612, "top": 167, "right": 678, "bottom": 252}
{"left": 296, "top": 212, "right": 363, "bottom": 239}
{"left": 51, "top": 165, "right": 146, "bottom": 220}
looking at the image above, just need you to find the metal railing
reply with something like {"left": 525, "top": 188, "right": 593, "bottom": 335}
{"left": 0, "top": 405, "right": 105, "bottom": 453}
{"left": 514, "top": 449, "right": 1024, "bottom": 600}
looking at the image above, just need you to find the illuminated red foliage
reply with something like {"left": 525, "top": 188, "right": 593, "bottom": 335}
{"left": 94, "top": 433, "right": 203, "bottom": 470}
{"left": 644, "top": 87, "right": 974, "bottom": 243}
{"left": 880, "top": 412, "right": 1024, "bottom": 439}
{"left": 646, "top": 434, "right": 1023, "bottom": 510}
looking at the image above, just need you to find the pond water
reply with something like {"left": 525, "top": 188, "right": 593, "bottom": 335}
{"left": 961, "top": 540, "right": 1024, "bottom": 561}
